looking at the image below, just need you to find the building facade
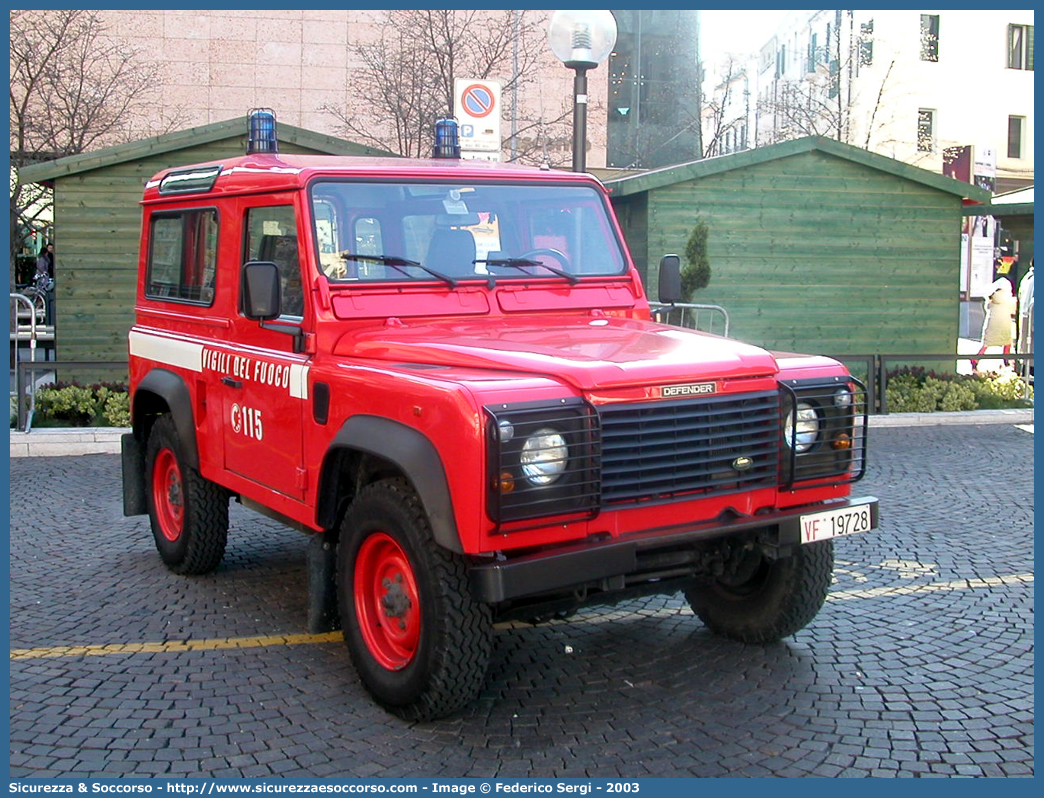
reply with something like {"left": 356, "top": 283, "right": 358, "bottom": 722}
{"left": 606, "top": 10, "right": 703, "bottom": 168}
{"left": 703, "top": 9, "right": 1034, "bottom": 192}
{"left": 44, "top": 10, "right": 701, "bottom": 173}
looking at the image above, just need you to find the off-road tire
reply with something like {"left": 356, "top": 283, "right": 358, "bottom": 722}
{"left": 145, "top": 414, "right": 229, "bottom": 575}
{"left": 337, "top": 478, "right": 492, "bottom": 721}
{"left": 684, "top": 539, "right": 834, "bottom": 643}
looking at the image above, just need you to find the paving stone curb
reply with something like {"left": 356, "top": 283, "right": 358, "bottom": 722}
{"left": 9, "top": 427, "right": 129, "bottom": 458}
{"left": 8, "top": 407, "right": 1033, "bottom": 458}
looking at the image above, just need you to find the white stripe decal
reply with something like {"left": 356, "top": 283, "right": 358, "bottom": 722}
{"left": 289, "top": 364, "right": 310, "bottom": 400}
{"left": 129, "top": 331, "right": 203, "bottom": 372}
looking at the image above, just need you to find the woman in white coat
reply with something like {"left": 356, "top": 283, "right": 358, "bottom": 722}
{"left": 972, "top": 277, "right": 1017, "bottom": 373}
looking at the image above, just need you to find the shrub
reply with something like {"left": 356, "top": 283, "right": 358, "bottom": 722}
{"left": 967, "top": 372, "right": 1033, "bottom": 408}
{"left": 681, "top": 219, "right": 711, "bottom": 299}
{"left": 102, "top": 392, "right": 131, "bottom": 427}
{"left": 886, "top": 367, "right": 1031, "bottom": 412}
{"left": 30, "top": 381, "right": 132, "bottom": 427}
{"left": 34, "top": 385, "right": 99, "bottom": 426}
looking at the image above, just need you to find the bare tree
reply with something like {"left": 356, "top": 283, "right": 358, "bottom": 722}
{"left": 701, "top": 56, "right": 750, "bottom": 158}
{"left": 758, "top": 19, "right": 897, "bottom": 149}
{"left": 9, "top": 9, "right": 185, "bottom": 285}
{"left": 323, "top": 10, "right": 573, "bottom": 165}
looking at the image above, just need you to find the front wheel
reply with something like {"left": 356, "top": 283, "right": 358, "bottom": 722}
{"left": 684, "top": 539, "right": 834, "bottom": 643}
{"left": 144, "top": 414, "right": 229, "bottom": 575}
{"left": 337, "top": 478, "right": 492, "bottom": 721}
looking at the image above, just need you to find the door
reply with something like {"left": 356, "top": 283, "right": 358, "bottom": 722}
{"left": 216, "top": 199, "right": 310, "bottom": 499}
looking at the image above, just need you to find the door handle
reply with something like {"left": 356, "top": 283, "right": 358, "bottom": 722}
{"left": 221, "top": 376, "right": 243, "bottom": 389}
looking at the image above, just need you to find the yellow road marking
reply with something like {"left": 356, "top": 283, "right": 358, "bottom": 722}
{"left": 11, "top": 573, "right": 1034, "bottom": 660}
{"left": 826, "top": 572, "right": 1033, "bottom": 601}
{"left": 10, "top": 631, "right": 342, "bottom": 661}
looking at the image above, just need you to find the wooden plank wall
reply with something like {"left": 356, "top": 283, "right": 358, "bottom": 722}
{"left": 610, "top": 192, "right": 649, "bottom": 287}
{"left": 642, "top": 151, "right": 962, "bottom": 358}
{"left": 52, "top": 139, "right": 324, "bottom": 371}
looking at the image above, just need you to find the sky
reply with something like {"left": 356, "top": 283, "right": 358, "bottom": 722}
{"left": 700, "top": 9, "right": 791, "bottom": 67}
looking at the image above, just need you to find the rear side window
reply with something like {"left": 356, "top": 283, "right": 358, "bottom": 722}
{"left": 146, "top": 209, "right": 218, "bottom": 304}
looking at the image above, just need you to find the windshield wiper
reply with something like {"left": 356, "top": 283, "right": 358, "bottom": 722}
{"left": 476, "top": 257, "right": 580, "bottom": 284}
{"left": 339, "top": 252, "right": 458, "bottom": 288}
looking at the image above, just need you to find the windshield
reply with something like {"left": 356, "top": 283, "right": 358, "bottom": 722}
{"left": 310, "top": 180, "right": 627, "bottom": 284}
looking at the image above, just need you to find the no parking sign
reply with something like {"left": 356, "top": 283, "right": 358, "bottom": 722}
{"left": 453, "top": 78, "right": 501, "bottom": 160}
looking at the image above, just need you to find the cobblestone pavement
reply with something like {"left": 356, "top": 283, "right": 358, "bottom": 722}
{"left": 9, "top": 425, "right": 1034, "bottom": 778}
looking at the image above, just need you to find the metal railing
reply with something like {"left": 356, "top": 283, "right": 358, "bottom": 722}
{"left": 649, "top": 302, "right": 729, "bottom": 337}
{"left": 649, "top": 306, "right": 1031, "bottom": 414}
{"left": 828, "top": 352, "right": 1033, "bottom": 415}
{"left": 10, "top": 292, "right": 60, "bottom": 432}
{"left": 9, "top": 348, "right": 1032, "bottom": 432}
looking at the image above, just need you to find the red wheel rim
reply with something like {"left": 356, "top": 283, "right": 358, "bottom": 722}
{"left": 354, "top": 532, "right": 420, "bottom": 671}
{"left": 152, "top": 448, "right": 184, "bottom": 542}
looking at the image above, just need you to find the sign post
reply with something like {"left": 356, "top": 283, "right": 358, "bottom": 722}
{"left": 453, "top": 79, "right": 502, "bottom": 162}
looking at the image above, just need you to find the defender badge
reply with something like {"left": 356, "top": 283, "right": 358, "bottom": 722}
{"left": 662, "top": 382, "right": 717, "bottom": 398}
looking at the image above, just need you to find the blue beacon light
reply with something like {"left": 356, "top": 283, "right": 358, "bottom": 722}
{"left": 433, "top": 118, "right": 461, "bottom": 159}
{"left": 247, "top": 108, "right": 278, "bottom": 154}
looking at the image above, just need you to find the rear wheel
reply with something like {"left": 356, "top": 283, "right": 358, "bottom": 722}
{"left": 685, "top": 539, "right": 834, "bottom": 643}
{"left": 338, "top": 478, "right": 492, "bottom": 721}
{"left": 145, "top": 414, "right": 229, "bottom": 575}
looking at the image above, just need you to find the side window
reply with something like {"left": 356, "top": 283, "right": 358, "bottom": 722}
{"left": 146, "top": 209, "right": 218, "bottom": 304}
{"left": 245, "top": 205, "right": 303, "bottom": 318}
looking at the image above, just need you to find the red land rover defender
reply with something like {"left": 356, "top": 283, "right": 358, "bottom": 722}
{"left": 122, "top": 113, "right": 877, "bottom": 720}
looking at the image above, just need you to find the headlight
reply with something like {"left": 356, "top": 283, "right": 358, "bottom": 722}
{"left": 784, "top": 402, "right": 820, "bottom": 452}
{"left": 520, "top": 428, "right": 568, "bottom": 485}
{"left": 484, "top": 399, "right": 600, "bottom": 526}
{"left": 833, "top": 387, "right": 853, "bottom": 408}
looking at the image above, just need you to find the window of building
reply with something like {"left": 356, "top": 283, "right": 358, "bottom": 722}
{"left": 859, "top": 20, "right": 874, "bottom": 66}
{"left": 828, "top": 58, "right": 840, "bottom": 99}
{"left": 1008, "top": 24, "right": 1034, "bottom": 70}
{"left": 917, "top": 109, "right": 935, "bottom": 152}
{"left": 1008, "top": 116, "right": 1025, "bottom": 158}
{"left": 146, "top": 209, "right": 218, "bottom": 305}
{"left": 920, "top": 14, "right": 940, "bottom": 61}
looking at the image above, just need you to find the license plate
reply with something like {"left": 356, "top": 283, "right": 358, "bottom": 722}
{"left": 800, "top": 504, "right": 873, "bottom": 544}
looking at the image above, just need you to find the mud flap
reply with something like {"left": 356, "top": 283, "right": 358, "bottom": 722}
{"left": 121, "top": 433, "right": 147, "bottom": 516}
{"left": 307, "top": 529, "right": 341, "bottom": 634}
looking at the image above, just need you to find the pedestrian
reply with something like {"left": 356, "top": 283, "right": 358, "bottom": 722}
{"left": 971, "top": 277, "right": 1017, "bottom": 373}
{"left": 35, "top": 242, "right": 54, "bottom": 280}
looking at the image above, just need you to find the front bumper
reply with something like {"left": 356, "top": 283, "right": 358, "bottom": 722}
{"left": 469, "top": 496, "right": 879, "bottom": 603}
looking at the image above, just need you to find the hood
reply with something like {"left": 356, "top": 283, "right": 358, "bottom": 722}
{"left": 335, "top": 316, "right": 778, "bottom": 390}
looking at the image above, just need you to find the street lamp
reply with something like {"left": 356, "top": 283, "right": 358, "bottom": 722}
{"left": 548, "top": 10, "right": 617, "bottom": 173}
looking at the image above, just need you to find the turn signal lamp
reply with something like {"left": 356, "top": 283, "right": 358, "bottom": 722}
{"left": 832, "top": 433, "right": 853, "bottom": 451}
{"left": 497, "top": 471, "right": 516, "bottom": 493}
{"left": 247, "top": 108, "right": 278, "bottom": 154}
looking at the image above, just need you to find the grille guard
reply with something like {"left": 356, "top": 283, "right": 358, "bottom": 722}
{"left": 780, "top": 377, "right": 869, "bottom": 489}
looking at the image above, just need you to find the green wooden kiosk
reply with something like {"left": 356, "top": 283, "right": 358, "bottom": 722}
{"left": 19, "top": 118, "right": 392, "bottom": 373}
{"left": 606, "top": 136, "right": 991, "bottom": 359}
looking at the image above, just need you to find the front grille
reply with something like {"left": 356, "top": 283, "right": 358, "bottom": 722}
{"left": 599, "top": 391, "right": 780, "bottom": 504}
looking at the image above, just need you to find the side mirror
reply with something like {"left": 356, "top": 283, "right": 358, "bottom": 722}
{"left": 242, "top": 261, "right": 281, "bottom": 321}
{"left": 658, "top": 254, "right": 682, "bottom": 304}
